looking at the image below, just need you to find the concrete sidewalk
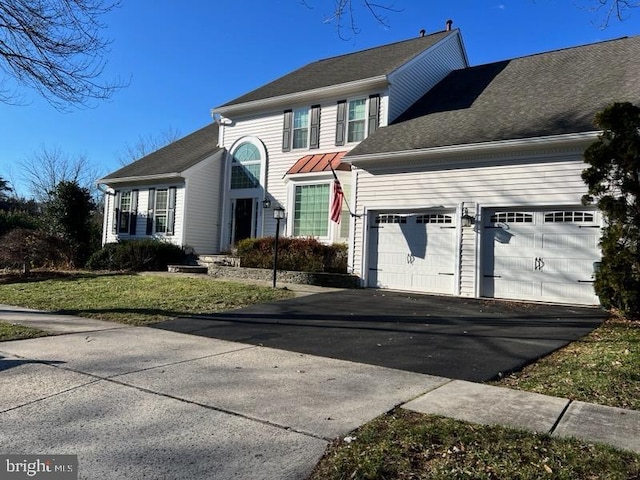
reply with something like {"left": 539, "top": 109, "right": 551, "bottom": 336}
{"left": 1, "top": 305, "right": 638, "bottom": 480}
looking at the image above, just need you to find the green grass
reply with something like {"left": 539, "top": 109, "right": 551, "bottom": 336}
{"left": 0, "top": 321, "right": 48, "bottom": 341}
{"left": 0, "top": 272, "right": 294, "bottom": 326}
{"left": 492, "top": 318, "right": 640, "bottom": 410}
{"left": 310, "top": 410, "right": 640, "bottom": 480}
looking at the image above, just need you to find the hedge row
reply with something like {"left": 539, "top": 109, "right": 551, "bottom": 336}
{"left": 235, "top": 237, "right": 347, "bottom": 273}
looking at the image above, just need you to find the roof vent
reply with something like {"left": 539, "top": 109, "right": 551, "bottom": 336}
{"left": 419, "top": 29, "right": 426, "bottom": 37}
{"left": 446, "top": 19, "right": 453, "bottom": 31}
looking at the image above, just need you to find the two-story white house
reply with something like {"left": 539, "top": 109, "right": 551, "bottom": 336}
{"left": 98, "top": 26, "right": 640, "bottom": 306}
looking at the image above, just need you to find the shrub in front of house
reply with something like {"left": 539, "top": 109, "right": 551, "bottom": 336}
{"left": 0, "top": 228, "right": 68, "bottom": 272}
{"left": 86, "top": 239, "right": 188, "bottom": 272}
{"left": 235, "top": 237, "right": 347, "bottom": 273}
{"left": 0, "top": 210, "right": 39, "bottom": 236}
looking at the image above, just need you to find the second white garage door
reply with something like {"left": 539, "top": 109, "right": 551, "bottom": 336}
{"left": 368, "top": 212, "right": 457, "bottom": 294}
{"left": 482, "top": 208, "right": 601, "bottom": 305}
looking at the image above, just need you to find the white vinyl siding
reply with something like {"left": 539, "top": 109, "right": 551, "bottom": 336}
{"left": 352, "top": 152, "right": 593, "bottom": 299}
{"left": 182, "top": 152, "right": 224, "bottom": 254}
{"left": 220, "top": 97, "right": 382, "bottom": 243}
{"left": 103, "top": 186, "right": 185, "bottom": 248}
{"left": 388, "top": 31, "right": 467, "bottom": 122}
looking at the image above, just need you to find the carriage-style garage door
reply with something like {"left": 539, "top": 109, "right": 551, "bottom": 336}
{"left": 368, "top": 212, "right": 457, "bottom": 294}
{"left": 482, "top": 208, "right": 601, "bottom": 305}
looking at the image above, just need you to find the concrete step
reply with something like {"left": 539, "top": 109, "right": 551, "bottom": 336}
{"left": 198, "top": 255, "right": 240, "bottom": 267}
{"left": 167, "top": 264, "right": 209, "bottom": 274}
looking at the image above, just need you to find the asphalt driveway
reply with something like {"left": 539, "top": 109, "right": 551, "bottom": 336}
{"left": 154, "top": 289, "right": 607, "bottom": 382}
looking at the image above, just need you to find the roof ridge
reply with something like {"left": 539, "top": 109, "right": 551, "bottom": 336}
{"left": 307, "top": 29, "right": 452, "bottom": 65}
{"left": 472, "top": 35, "right": 634, "bottom": 69}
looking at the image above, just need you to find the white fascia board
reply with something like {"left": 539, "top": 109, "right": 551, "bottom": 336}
{"left": 96, "top": 172, "right": 184, "bottom": 186}
{"left": 213, "top": 76, "right": 389, "bottom": 117}
{"left": 347, "top": 132, "right": 601, "bottom": 166}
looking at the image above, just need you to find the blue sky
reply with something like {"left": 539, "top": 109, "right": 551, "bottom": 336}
{"left": 1, "top": 0, "right": 639, "bottom": 196}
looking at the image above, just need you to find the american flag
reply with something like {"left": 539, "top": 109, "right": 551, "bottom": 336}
{"left": 330, "top": 178, "right": 344, "bottom": 224}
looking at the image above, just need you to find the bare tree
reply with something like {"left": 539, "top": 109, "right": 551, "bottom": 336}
{"left": 302, "top": 1, "right": 637, "bottom": 37}
{"left": 0, "top": 0, "right": 125, "bottom": 110}
{"left": 590, "top": 0, "right": 640, "bottom": 26}
{"left": 302, "top": 0, "right": 401, "bottom": 39}
{"left": 116, "top": 127, "right": 182, "bottom": 166}
{"left": 20, "top": 145, "right": 102, "bottom": 202}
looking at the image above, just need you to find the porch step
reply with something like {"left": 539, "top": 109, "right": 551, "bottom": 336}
{"left": 167, "top": 264, "right": 209, "bottom": 274}
{"left": 198, "top": 254, "right": 241, "bottom": 268}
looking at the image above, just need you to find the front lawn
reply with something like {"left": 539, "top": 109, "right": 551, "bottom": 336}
{"left": 310, "top": 410, "right": 640, "bottom": 480}
{"left": 0, "top": 272, "right": 294, "bottom": 326}
{"left": 0, "top": 321, "right": 48, "bottom": 341}
{"left": 493, "top": 317, "right": 640, "bottom": 410}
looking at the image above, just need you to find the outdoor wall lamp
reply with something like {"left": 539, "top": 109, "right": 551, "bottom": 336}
{"left": 272, "top": 206, "right": 286, "bottom": 288}
{"left": 461, "top": 208, "right": 474, "bottom": 228}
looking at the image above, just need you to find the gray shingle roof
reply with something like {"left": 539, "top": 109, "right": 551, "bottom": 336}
{"left": 348, "top": 36, "right": 640, "bottom": 157}
{"left": 218, "top": 30, "right": 453, "bottom": 108}
{"left": 101, "top": 123, "right": 221, "bottom": 181}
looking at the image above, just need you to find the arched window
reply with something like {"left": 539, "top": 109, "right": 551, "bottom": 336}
{"left": 231, "top": 142, "right": 261, "bottom": 189}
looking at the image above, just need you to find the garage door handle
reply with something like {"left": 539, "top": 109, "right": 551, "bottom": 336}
{"left": 577, "top": 280, "right": 594, "bottom": 283}
{"left": 438, "top": 273, "right": 454, "bottom": 276}
{"left": 578, "top": 225, "right": 599, "bottom": 228}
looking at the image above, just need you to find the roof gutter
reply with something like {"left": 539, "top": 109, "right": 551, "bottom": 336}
{"left": 213, "top": 76, "right": 389, "bottom": 117}
{"left": 346, "top": 131, "right": 600, "bottom": 166}
{"left": 96, "top": 172, "right": 184, "bottom": 186}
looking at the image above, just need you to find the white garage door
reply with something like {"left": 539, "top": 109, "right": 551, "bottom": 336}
{"left": 368, "top": 212, "right": 457, "bottom": 294}
{"left": 482, "top": 209, "right": 601, "bottom": 305}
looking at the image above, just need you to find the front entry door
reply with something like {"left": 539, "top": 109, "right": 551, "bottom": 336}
{"left": 233, "top": 198, "right": 254, "bottom": 245}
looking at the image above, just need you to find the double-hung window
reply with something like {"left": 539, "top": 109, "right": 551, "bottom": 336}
{"left": 154, "top": 189, "right": 169, "bottom": 233}
{"left": 292, "top": 109, "right": 309, "bottom": 149}
{"left": 146, "top": 187, "right": 176, "bottom": 235}
{"left": 114, "top": 190, "right": 138, "bottom": 234}
{"left": 293, "top": 184, "right": 329, "bottom": 237}
{"left": 282, "top": 105, "right": 321, "bottom": 152}
{"left": 347, "top": 99, "right": 367, "bottom": 143}
{"left": 335, "top": 94, "right": 380, "bottom": 146}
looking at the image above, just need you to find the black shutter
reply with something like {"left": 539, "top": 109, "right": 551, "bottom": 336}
{"left": 129, "top": 189, "right": 139, "bottom": 235}
{"left": 167, "top": 187, "right": 177, "bottom": 235}
{"left": 368, "top": 94, "right": 380, "bottom": 136}
{"left": 113, "top": 191, "right": 121, "bottom": 234}
{"left": 335, "top": 100, "right": 347, "bottom": 146}
{"left": 282, "top": 110, "right": 293, "bottom": 152}
{"left": 146, "top": 188, "right": 155, "bottom": 235}
{"left": 309, "top": 105, "right": 321, "bottom": 149}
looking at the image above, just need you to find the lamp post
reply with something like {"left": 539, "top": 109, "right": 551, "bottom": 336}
{"left": 272, "top": 207, "right": 285, "bottom": 288}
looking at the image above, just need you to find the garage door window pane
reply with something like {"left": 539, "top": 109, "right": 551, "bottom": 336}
{"left": 490, "top": 212, "right": 533, "bottom": 224}
{"left": 294, "top": 184, "right": 329, "bottom": 237}
{"left": 376, "top": 214, "right": 406, "bottom": 224}
{"left": 544, "top": 211, "right": 595, "bottom": 223}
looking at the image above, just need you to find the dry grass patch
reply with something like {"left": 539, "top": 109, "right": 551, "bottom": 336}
{"left": 493, "top": 317, "right": 640, "bottom": 410}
